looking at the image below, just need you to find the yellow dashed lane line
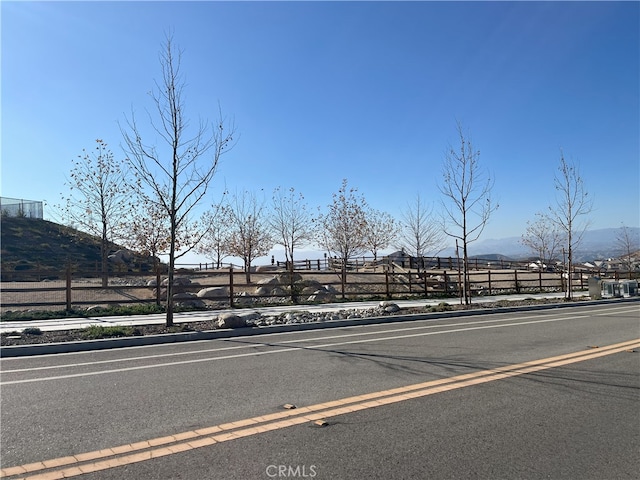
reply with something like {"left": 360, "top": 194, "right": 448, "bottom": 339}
{"left": 2, "top": 339, "right": 638, "bottom": 480}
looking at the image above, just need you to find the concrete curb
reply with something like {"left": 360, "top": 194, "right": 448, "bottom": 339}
{"left": 1, "top": 297, "right": 638, "bottom": 357}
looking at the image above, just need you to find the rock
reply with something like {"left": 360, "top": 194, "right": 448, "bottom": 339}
{"left": 271, "top": 287, "right": 287, "bottom": 297}
{"left": 173, "top": 292, "right": 197, "bottom": 300}
{"left": 108, "top": 249, "right": 134, "bottom": 265}
{"left": 234, "top": 291, "right": 253, "bottom": 305}
{"left": 275, "top": 272, "right": 303, "bottom": 285}
{"left": 257, "top": 277, "right": 280, "bottom": 286}
{"left": 255, "top": 286, "right": 271, "bottom": 295}
{"left": 197, "top": 286, "right": 229, "bottom": 299}
{"left": 217, "top": 313, "right": 247, "bottom": 329}
{"left": 161, "top": 277, "right": 192, "bottom": 287}
{"left": 256, "top": 265, "right": 280, "bottom": 272}
{"left": 237, "top": 311, "right": 261, "bottom": 323}
{"left": 384, "top": 304, "right": 400, "bottom": 313}
{"left": 379, "top": 301, "right": 400, "bottom": 312}
{"left": 307, "top": 290, "right": 335, "bottom": 302}
{"left": 177, "top": 299, "right": 206, "bottom": 309}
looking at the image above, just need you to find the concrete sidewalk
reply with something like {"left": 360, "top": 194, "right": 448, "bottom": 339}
{"left": 1, "top": 292, "right": 575, "bottom": 334}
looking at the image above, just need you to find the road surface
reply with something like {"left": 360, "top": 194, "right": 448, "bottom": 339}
{"left": 1, "top": 302, "right": 638, "bottom": 479}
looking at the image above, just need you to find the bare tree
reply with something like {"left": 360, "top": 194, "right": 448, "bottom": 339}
{"left": 269, "top": 186, "right": 314, "bottom": 268}
{"left": 521, "top": 212, "right": 564, "bottom": 270}
{"left": 438, "top": 122, "right": 497, "bottom": 304}
{"left": 196, "top": 204, "right": 233, "bottom": 269}
{"left": 363, "top": 208, "right": 399, "bottom": 264}
{"left": 123, "top": 197, "right": 170, "bottom": 270}
{"left": 58, "top": 139, "right": 131, "bottom": 287}
{"left": 615, "top": 224, "right": 639, "bottom": 275}
{"left": 548, "top": 151, "right": 593, "bottom": 299}
{"left": 121, "top": 36, "right": 235, "bottom": 325}
{"left": 316, "top": 179, "right": 368, "bottom": 295}
{"left": 398, "top": 194, "right": 444, "bottom": 269}
{"left": 225, "top": 190, "right": 273, "bottom": 283}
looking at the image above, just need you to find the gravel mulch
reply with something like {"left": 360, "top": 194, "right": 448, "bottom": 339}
{"left": 0, "top": 298, "right": 568, "bottom": 347}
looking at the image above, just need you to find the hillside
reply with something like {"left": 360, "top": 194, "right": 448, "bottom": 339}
{"left": 0, "top": 217, "right": 155, "bottom": 279}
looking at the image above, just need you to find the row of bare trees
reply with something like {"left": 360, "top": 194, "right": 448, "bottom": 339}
{"left": 56, "top": 35, "right": 609, "bottom": 326}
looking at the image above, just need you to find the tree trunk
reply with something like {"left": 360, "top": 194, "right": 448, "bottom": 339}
{"left": 101, "top": 237, "right": 108, "bottom": 288}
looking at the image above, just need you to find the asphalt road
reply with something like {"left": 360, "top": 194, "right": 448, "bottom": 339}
{"left": 1, "top": 302, "right": 638, "bottom": 480}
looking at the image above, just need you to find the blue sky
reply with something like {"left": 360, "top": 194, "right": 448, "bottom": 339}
{"left": 2, "top": 1, "right": 639, "bottom": 259}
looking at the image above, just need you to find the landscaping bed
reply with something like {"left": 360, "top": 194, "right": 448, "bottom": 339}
{"left": 0, "top": 297, "right": 568, "bottom": 346}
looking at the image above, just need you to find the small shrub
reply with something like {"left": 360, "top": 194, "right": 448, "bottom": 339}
{"left": 429, "top": 302, "right": 452, "bottom": 312}
{"left": 80, "top": 325, "right": 134, "bottom": 340}
{"left": 22, "top": 327, "right": 43, "bottom": 335}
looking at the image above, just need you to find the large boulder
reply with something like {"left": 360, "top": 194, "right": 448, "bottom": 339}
{"left": 197, "top": 286, "right": 229, "bottom": 299}
{"left": 173, "top": 292, "right": 206, "bottom": 309}
{"left": 256, "top": 265, "right": 280, "bottom": 272}
{"left": 379, "top": 301, "right": 400, "bottom": 313}
{"left": 160, "top": 277, "right": 199, "bottom": 295}
{"left": 255, "top": 286, "right": 272, "bottom": 296}
{"left": 237, "top": 311, "right": 261, "bottom": 323}
{"left": 307, "top": 290, "right": 335, "bottom": 303}
{"left": 275, "top": 272, "right": 303, "bottom": 285}
{"left": 257, "top": 277, "right": 280, "bottom": 287}
{"left": 300, "top": 280, "right": 323, "bottom": 294}
{"left": 270, "top": 287, "right": 287, "bottom": 297}
{"left": 161, "top": 277, "right": 192, "bottom": 287}
{"left": 217, "top": 312, "right": 247, "bottom": 329}
{"left": 108, "top": 249, "right": 134, "bottom": 265}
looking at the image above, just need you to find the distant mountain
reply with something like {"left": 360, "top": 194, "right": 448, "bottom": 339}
{"left": 443, "top": 227, "right": 640, "bottom": 262}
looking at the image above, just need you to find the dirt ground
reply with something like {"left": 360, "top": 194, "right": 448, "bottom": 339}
{"left": 0, "top": 269, "right": 566, "bottom": 313}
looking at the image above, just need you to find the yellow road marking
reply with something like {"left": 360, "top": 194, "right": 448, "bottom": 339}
{"left": 2, "top": 339, "right": 638, "bottom": 480}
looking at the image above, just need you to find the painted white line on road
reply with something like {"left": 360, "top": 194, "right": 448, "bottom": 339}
{"left": 0, "top": 313, "right": 594, "bottom": 385}
{"left": 3, "top": 305, "right": 637, "bottom": 376}
{"left": 0, "top": 309, "right": 597, "bottom": 373}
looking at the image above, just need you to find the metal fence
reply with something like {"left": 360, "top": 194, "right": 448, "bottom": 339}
{"left": 0, "top": 197, "right": 44, "bottom": 219}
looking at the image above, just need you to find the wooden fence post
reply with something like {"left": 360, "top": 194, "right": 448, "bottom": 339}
{"left": 66, "top": 264, "right": 72, "bottom": 312}
{"left": 488, "top": 270, "right": 492, "bottom": 295}
{"left": 385, "top": 271, "right": 390, "bottom": 300}
{"left": 424, "top": 274, "right": 428, "bottom": 298}
{"left": 443, "top": 270, "right": 448, "bottom": 295}
{"left": 539, "top": 269, "right": 542, "bottom": 292}
{"left": 229, "top": 266, "right": 234, "bottom": 308}
{"left": 514, "top": 270, "right": 519, "bottom": 293}
{"left": 155, "top": 267, "right": 161, "bottom": 306}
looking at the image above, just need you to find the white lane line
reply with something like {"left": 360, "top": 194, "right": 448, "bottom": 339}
{"left": 0, "top": 310, "right": 589, "bottom": 373}
{"left": 0, "top": 314, "right": 591, "bottom": 385}
{"left": 2, "top": 305, "right": 637, "bottom": 374}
